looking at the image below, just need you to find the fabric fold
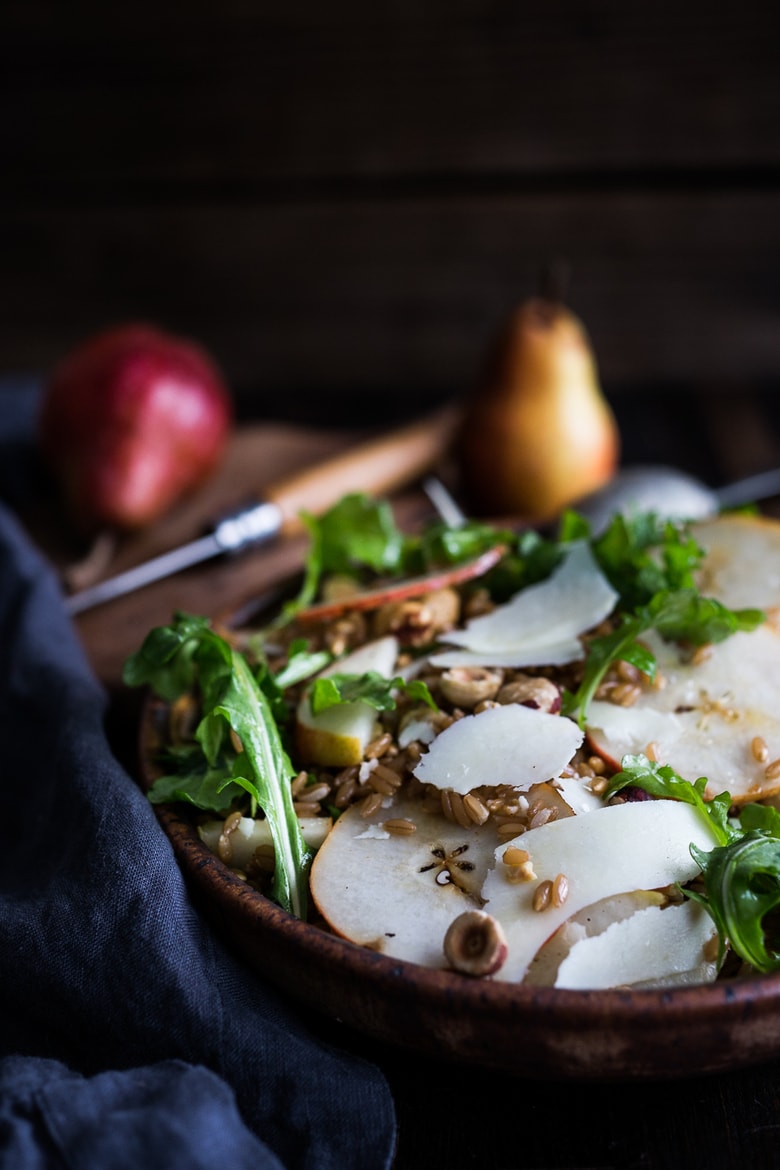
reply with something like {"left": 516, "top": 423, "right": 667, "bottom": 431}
{"left": 0, "top": 387, "right": 396, "bottom": 1170}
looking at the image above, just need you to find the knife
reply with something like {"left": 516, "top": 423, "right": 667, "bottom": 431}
{"left": 65, "top": 405, "right": 460, "bottom": 616}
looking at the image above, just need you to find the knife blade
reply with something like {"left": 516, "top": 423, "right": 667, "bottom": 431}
{"left": 65, "top": 404, "right": 460, "bottom": 616}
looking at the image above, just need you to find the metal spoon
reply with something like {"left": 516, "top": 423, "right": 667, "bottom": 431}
{"left": 424, "top": 465, "right": 780, "bottom": 535}
{"left": 573, "top": 465, "right": 780, "bottom": 533}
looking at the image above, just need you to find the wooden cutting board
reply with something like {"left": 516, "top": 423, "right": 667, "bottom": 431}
{"left": 34, "top": 420, "right": 451, "bottom": 691}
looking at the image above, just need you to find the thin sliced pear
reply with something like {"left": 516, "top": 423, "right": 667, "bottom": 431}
{"left": 553, "top": 900, "right": 718, "bottom": 990}
{"left": 587, "top": 513, "right": 780, "bottom": 802}
{"left": 310, "top": 799, "right": 495, "bottom": 966}
{"left": 587, "top": 624, "right": 780, "bottom": 802}
{"left": 435, "top": 542, "right": 617, "bottom": 655}
{"left": 525, "top": 890, "right": 666, "bottom": 986}
{"left": 412, "top": 703, "right": 583, "bottom": 795}
{"left": 199, "top": 815, "right": 332, "bottom": 869}
{"left": 294, "top": 545, "right": 505, "bottom": 624}
{"left": 482, "top": 800, "right": 717, "bottom": 982}
{"left": 692, "top": 513, "right": 780, "bottom": 614}
{"left": 295, "top": 635, "right": 399, "bottom": 767}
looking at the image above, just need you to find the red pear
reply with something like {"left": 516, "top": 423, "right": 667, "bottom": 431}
{"left": 39, "top": 323, "right": 233, "bottom": 532}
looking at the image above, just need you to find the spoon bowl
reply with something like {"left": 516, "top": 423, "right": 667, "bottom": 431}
{"left": 573, "top": 464, "right": 780, "bottom": 533}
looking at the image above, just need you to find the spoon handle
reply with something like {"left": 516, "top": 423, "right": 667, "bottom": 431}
{"left": 715, "top": 467, "right": 780, "bottom": 510}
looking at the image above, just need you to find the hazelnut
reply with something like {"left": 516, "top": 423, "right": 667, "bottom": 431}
{"left": 443, "top": 910, "right": 508, "bottom": 977}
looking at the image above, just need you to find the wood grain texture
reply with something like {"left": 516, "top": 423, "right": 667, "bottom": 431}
{"left": 2, "top": 192, "right": 780, "bottom": 421}
{"left": 3, "top": 1, "right": 780, "bottom": 420}
{"left": 4, "top": 0, "right": 780, "bottom": 195}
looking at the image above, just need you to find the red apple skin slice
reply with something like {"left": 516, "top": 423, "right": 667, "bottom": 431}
{"left": 293, "top": 545, "right": 506, "bottom": 624}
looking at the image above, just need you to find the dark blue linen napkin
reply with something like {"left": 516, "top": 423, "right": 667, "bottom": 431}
{"left": 0, "top": 379, "right": 397, "bottom": 1170}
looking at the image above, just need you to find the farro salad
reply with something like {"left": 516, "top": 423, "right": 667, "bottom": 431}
{"left": 125, "top": 495, "right": 780, "bottom": 989}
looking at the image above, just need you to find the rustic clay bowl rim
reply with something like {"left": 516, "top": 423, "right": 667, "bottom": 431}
{"left": 139, "top": 690, "right": 780, "bottom": 1080}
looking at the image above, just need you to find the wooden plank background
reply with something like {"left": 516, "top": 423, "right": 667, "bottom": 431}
{"left": 3, "top": 1, "right": 780, "bottom": 431}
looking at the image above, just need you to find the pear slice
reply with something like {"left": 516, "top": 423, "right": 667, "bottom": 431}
{"left": 412, "top": 703, "right": 583, "bottom": 795}
{"left": 692, "top": 513, "right": 780, "bottom": 614}
{"left": 199, "top": 815, "right": 332, "bottom": 869}
{"left": 586, "top": 624, "right": 780, "bottom": 802}
{"left": 586, "top": 512, "right": 780, "bottom": 802}
{"left": 553, "top": 900, "right": 718, "bottom": 990}
{"left": 525, "top": 890, "right": 666, "bottom": 986}
{"left": 432, "top": 541, "right": 617, "bottom": 660}
{"left": 294, "top": 545, "right": 505, "bottom": 624}
{"left": 309, "top": 798, "right": 495, "bottom": 966}
{"left": 295, "top": 635, "right": 399, "bottom": 767}
{"left": 482, "top": 799, "right": 717, "bottom": 982}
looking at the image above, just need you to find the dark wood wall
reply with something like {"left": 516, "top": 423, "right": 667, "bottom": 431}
{"left": 3, "top": 1, "right": 780, "bottom": 431}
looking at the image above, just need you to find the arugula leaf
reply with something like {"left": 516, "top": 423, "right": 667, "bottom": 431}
{"left": 309, "top": 671, "right": 436, "bottom": 716}
{"left": 603, "top": 754, "right": 734, "bottom": 846}
{"left": 146, "top": 745, "right": 243, "bottom": 815}
{"left": 124, "top": 613, "right": 311, "bottom": 918}
{"left": 647, "top": 589, "right": 764, "bottom": 645}
{"left": 308, "top": 493, "right": 405, "bottom": 577}
{"left": 689, "top": 833, "right": 780, "bottom": 973}
{"left": 591, "top": 513, "right": 703, "bottom": 609}
{"left": 562, "top": 615, "right": 656, "bottom": 725}
{"left": 603, "top": 754, "right": 780, "bottom": 973}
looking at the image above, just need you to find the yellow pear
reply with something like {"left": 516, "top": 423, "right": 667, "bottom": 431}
{"left": 460, "top": 298, "right": 619, "bottom": 520}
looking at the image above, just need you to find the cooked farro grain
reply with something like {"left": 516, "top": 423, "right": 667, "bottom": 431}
{"left": 529, "top": 805, "right": 556, "bottom": 829}
{"left": 367, "top": 762, "right": 403, "bottom": 794}
{"left": 360, "top": 792, "right": 385, "bottom": 817}
{"left": 217, "top": 810, "right": 243, "bottom": 863}
{"left": 610, "top": 682, "right": 642, "bottom": 707}
{"left": 692, "top": 643, "right": 713, "bottom": 666}
{"left": 463, "top": 793, "right": 490, "bottom": 825}
{"left": 294, "top": 801, "right": 325, "bottom": 817}
{"left": 384, "top": 818, "right": 417, "bottom": 836}
{"left": 297, "top": 781, "right": 331, "bottom": 804}
{"left": 532, "top": 879, "right": 553, "bottom": 912}
{"left": 496, "top": 821, "right": 527, "bottom": 841}
{"left": 365, "top": 732, "right": 393, "bottom": 759}
{"left": 616, "top": 659, "right": 641, "bottom": 683}
{"left": 551, "top": 873, "right": 569, "bottom": 908}
{"left": 503, "top": 845, "right": 530, "bottom": 866}
{"left": 290, "top": 770, "right": 311, "bottom": 797}
{"left": 333, "top": 776, "right": 358, "bottom": 808}
{"left": 752, "top": 736, "right": 770, "bottom": 764}
{"left": 440, "top": 789, "right": 475, "bottom": 830}
{"left": 765, "top": 758, "right": 780, "bottom": 782}
{"left": 644, "top": 741, "right": 661, "bottom": 763}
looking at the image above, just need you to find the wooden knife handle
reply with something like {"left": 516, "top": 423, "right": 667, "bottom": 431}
{"left": 262, "top": 404, "right": 462, "bottom": 535}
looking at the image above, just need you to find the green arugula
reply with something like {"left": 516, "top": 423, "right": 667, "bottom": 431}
{"left": 282, "top": 492, "right": 512, "bottom": 619}
{"left": 309, "top": 671, "right": 437, "bottom": 716}
{"left": 124, "top": 612, "right": 311, "bottom": 918}
{"left": 565, "top": 587, "right": 764, "bottom": 726}
{"left": 605, "top": 754, "right": 780, "bottom": 974}
{"left": 562, "top": 513, "right": 764, "bottom": 725}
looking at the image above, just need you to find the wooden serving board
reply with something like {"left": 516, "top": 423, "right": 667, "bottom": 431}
{"left": 41, "top": 421, "right": 443, "bottom": 691}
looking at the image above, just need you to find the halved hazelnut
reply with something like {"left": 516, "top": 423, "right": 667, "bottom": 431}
{"left": 440, "top": 666, "right": 503, "bottom": 709}
{"left": 443, "top": 910, "right": 508, "bottom": 977}
{"left": 497, "top": 675, "right": 561, "bottom": 713}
